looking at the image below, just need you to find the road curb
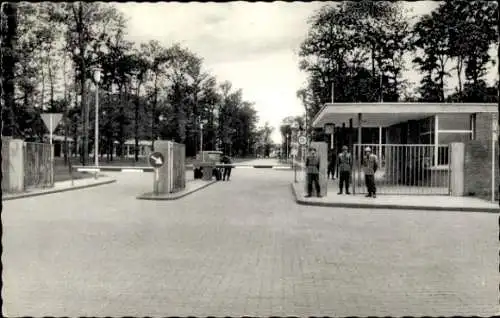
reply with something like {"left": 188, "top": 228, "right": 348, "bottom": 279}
{"left": 290, "top": 183, "right": 499, "bottom": 213}
{"left": 3, "top": 179, "right": 117, "bottom": 201}
{"left": 137, "top": 180, "right": 217, "bottom": 201}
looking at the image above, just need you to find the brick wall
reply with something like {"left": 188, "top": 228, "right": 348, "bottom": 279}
{"left": 474, "top": 113, "right": 497, "bottom": 141}
{"left": 464, "top": 112, "right": 499, "bottom": 201}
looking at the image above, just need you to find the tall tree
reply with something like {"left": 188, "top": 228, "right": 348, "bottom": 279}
{"left": 1, "top": 3, "right": 19, "bottom": 137}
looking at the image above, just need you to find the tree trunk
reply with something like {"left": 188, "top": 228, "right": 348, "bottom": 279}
{"left": 1, "top": 3, "right": 18, "bottom": 137}
{"left": 48, "top": 49, "right": 55, "bottom": 111}
{"left": 456, "top": 56, "right": 463, "bottom": 97}
{"left": 63, "top": 52, "right": 69, "bottom": 164}
{"left": 134, "top": 83, "right": 141, "bottom": 162}
{"left": 76, "top": 3, "right": 88, "bottom": 165}
{"left": 119, "top": 84, "right": 125, "bottom": 160}
{"left": 152, "top": 74, "right": 158, "bottom": 149}
{"left": 41, "top": 65, "right": 46, "bottom": 110}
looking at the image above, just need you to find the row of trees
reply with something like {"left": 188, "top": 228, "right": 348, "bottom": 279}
{"left": 297, "top": 0, "right": 498, "bottom": 123}
{"left": 1, "top": 2, "right": 267, "bottom": 164}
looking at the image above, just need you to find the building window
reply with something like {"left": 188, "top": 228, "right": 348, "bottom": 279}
{"left": 419, "top": 132, "right": 434, "bottom": 145}
{"left": 437, "top": 131, "right": 473, "bottom": 144}
{"left": 436, "top": 145, "right": 449, "bottom": 165}
{"left": 438, "top": 113, "right": 471, "bottom": 131}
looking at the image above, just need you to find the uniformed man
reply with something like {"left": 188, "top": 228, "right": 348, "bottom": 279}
{"left": 363, "top": 147, "right": 379, "bottom": 198}
{"left": 221, "top": 154, "right": 233, "bottom": 181}
{"left": 327, "top": 148, "right": 337, "bottom": 180}
{"left": 305, "top": 147, "right": 321, "bottom": 198}
{"left": 336, "top": 145, "right": 352, "bottom": 195}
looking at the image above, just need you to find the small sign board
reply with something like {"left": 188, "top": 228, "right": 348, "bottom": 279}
{"left": 41, "top": 113, "right": 63, "bottom": 134}
{"left": 291, "top": 148, "right": 298, "bottom": 157}
{"left": 324, "top": 124, "right": 334, "bottom": 134}
{"left": 298, "top": 136, "right": 307, "bottom": 145}
{"left": 149, "top": 152, "right": 165, "bottom": 168}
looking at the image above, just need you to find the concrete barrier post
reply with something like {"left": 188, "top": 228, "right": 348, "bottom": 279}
{"left": 450, "top": 142, "right": 465, "bottom": 196}
{"left": 9, "top": 139, "right": 25, "bottom": 192}
{"left": 154, "top": 140, "right": 171, "bottom": 194}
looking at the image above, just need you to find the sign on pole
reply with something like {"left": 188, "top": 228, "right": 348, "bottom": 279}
{"left": 41, "top": 113, "right": 63, "bottom": 134}
{"left": 149, "top": 152, "right": 165, "bottom": 196}
{"left": 41, "top": 113, "right": 63, "bottom": 144}
{"left": 149, "top": 152, "right": 165, "bottom": 168}
{"left": 298, "top": 136, "right": 307, "bottom": 145}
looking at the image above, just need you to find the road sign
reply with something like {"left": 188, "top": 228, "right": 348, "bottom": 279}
{"left": 41, "top": 113, "right": 63, "bottom": 134}
{"left": 149, "top": 152, "right": 165, "bottom": 168}
{"left": 291, "top": 148, "right": 298, "bottom": 157}
{"left": 298, "top": 136, "right": 307, "bottom": 145}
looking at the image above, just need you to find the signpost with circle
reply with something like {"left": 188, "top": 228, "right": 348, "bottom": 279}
{"left": 149, "top": 152, "right": 165, "bottom": 168}
{"left": 298, "top": 135, "right": 307, "bottom": 145}
{"left": 149, "top": 152, "right": 165, "bottom": 195}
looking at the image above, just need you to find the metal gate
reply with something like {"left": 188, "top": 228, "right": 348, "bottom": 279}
{"left": 352, "top": 144, "right": 451, "bottom": 195}
{"left": 24, "top": 142, "right": 53, "bottom": 189}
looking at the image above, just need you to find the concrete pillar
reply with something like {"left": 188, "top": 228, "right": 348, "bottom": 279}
{"left": 154, "top": 140, "right": 172, "bottom": 194}
{"left": 450, "top": 142, "right": 465, "bottom": 196}
{"left": 3, "top": 139, "right": 25, "bottom": 192}
{"left": 303, "top": 142, "right": 328, "bottom": 197}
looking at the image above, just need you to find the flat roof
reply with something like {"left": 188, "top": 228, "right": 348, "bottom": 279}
{"left": 312, "top": 102, "right": 498, "bottom": 128}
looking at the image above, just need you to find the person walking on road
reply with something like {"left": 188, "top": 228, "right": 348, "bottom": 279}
{"left": 327, "top": 149, "right": 337, "bottom": 180}
{"left": 362, "top": 147, "right": 378, "bottom": 198}
{"left": 336, "top": 145, "right": 352, "bottom": 195}
{"left": 221, "top": 154, "right": 233, "bottom": 181}
{"left": 305, "top": 147, "right": 321, "bottom": 198}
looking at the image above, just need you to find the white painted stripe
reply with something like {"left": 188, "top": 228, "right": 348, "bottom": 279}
{"left": 273, "top": 167, "right": 292, "bottom": 170}
{"left": 237, "top": 166, "right": 254, "bottom": 169}
{"left": 121, "top": 169, "right": 144, "bottom": 173}
{"left": 77, "top": 168, "right": 100, "bottom": 172}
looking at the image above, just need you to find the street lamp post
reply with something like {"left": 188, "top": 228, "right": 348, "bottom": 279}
{"left": 199, "top": 118, "right": 208, "bottom": 153}
{"left": 93, "top": 68, "right": 102, "bottom": 179}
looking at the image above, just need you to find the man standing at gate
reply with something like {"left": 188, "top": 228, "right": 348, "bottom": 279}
{"left": 363, "top": 147, "right": 379, "bottom": 198}
{"left": 336, "top": 145, "right": 352, "bottom": 195}
{"left": 327, "top": 148, "right": 337, "bottom": 180}
{"left": 305, "top": 147, "right": 321, "bottom": 198}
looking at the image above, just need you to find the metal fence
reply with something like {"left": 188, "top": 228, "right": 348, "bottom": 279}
{"left": 24, "top": 142, "right": 53, "bottom": 189}
{"left": 168, "top": 141, "right": 186, "bottom": 193}
{"left": 352, "top": 144, "right": 450, "bottom": 195}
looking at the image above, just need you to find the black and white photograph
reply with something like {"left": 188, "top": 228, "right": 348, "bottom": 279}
{"left": 1, "top": 1, "right": 499, "bottom": 316}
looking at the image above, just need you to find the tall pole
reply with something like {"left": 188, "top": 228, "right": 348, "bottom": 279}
{"left": 331, "top": 81, "right": 334, "bottom": 103}
{"left": 492, "top": 116, "right": 496, "bottom": 202}
{"left": 379, "top": 72, "right": 383, "bottom": 102}
{"left": 200, "top": 123, "right": 203, "bottom": 153}
{"left": 95, "top": 82, "right": 99, "bottom": 167}
{"left": 50, "top": 114, "right": 54, "bottom": 185}
{"left": 94, "top": 81, "right": 99, "bottom": 178}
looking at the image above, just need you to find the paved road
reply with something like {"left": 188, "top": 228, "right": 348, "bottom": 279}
{"left": 2, "top": 163, "right": 498, "bottom": 316}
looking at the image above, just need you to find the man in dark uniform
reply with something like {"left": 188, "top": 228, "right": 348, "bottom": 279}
{"left": 305, "top": 147, "right": 321, "bottom": 198}
{"left": 363, "top": 147, "right": 379, "bottom": 198}
{"left": 336, "top": 145, "right": 352, "bottom": 194}
{"left": 327, "top": 148, "right": 337, "bottom": 180}
{"left": 221, "top": 154, "right": 233, "bottom": 181}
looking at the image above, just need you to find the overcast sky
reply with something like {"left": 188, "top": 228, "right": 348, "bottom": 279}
{"left": 116, "top": 1, "right": 498, "bottom": 143}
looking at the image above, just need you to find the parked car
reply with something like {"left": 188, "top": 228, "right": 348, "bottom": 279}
{"left": 193, "top": 150, "right": 223, "bottom": 180}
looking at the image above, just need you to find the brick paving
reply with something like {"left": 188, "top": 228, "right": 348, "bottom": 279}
{"left": 2, "top": 165, "right": 499, "bottom": 316}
